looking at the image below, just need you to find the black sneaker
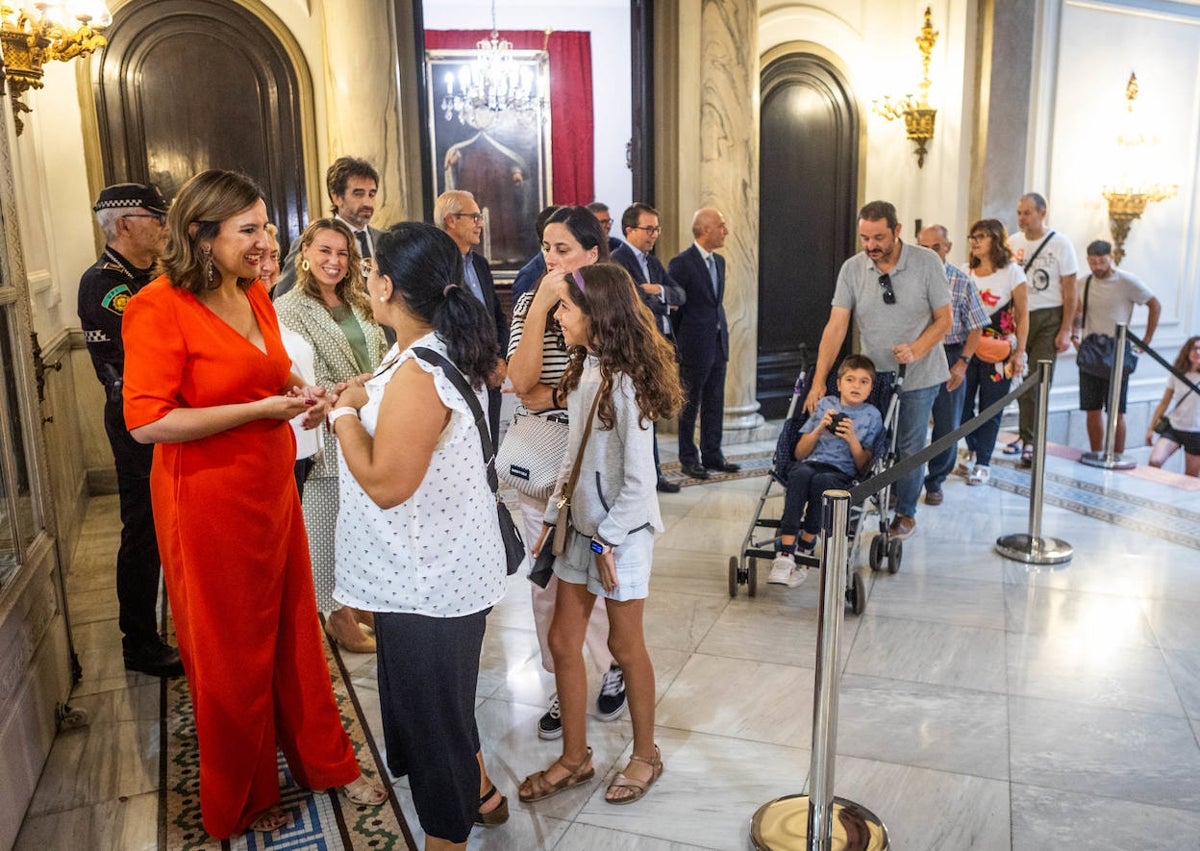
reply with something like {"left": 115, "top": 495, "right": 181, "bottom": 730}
{"left": 537, "top": 694, "right": 562, "bottom": 740}
{"left": 595, "top": 664, "right": 626, "bottom": 721}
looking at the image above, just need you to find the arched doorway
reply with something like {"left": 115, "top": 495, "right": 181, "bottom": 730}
{"left": 94, "top": 0, "right": 311, "bottom": 255}
{"left": 757, "top": 52, "right": 859, "bottom": 418}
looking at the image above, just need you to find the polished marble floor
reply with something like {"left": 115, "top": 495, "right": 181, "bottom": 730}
{"left": 14, "top": 439, "right": 1200, "bottom": 850}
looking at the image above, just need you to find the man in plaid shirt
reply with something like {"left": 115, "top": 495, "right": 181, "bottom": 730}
{"left": 918, "top": 225, "right": 989, "bottom": 505}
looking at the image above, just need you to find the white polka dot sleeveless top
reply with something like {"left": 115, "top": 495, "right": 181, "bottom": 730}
{"left": 333, "top": 332, "right": 506, "bottom": 617}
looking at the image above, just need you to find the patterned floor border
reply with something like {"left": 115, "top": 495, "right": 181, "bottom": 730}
{"left": 658, "top": 450, "right": 775, "bottom": 488}
{"left": 160, "top": 633, "right": 416, "bottom": 851}
{"left": 987, "top": 464, "right": 1200, "bottom": 551}
{"left": 657, "top": 445, "right": 1200, "bottom": 551}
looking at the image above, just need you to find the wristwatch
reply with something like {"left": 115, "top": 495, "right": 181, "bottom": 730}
{"left": 590, "top": 539, "right": 611, "bottom": 555}
{"left": 958, "top": 355, "right": 971, "bottom": 366}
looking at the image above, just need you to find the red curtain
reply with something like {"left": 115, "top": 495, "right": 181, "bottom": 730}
{"left": 425, "top": 30, "right": 594, "bottom": 204}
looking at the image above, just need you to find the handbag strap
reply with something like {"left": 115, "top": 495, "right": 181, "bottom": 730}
{"left": 559, "top": 386, "right": 603, "bottom": 508}
{"left": 1022, "top": 230, "right": 1055, "bottom": 273}
{"left": 1082, "top": 274, "right": 1092, "bottom": 330}
{"left": 411, "top": 346, "right": 499, "bottom": 495}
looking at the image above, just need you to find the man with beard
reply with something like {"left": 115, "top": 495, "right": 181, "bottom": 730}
{"left": 805, "top": 201, "right": 951, "bottom": 540}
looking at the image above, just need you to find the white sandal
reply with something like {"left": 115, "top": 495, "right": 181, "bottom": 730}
{"left": 967, "top": 465, "right": 990, "bottom": 486}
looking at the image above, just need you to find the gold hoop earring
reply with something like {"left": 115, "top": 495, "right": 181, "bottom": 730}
{"left": 300, "top": 258, "right": 311, "bottom": 273}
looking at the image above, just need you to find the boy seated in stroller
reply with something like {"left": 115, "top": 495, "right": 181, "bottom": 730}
{"left": 768, "top": 354, "right": 884, "bottom": 588}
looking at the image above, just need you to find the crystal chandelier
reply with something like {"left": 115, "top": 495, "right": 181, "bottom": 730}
{"left": 440, "top": 0, "right": 543, "bottom": 129}
{"left": 1, "top": 1, "right": 111, "bottom": 135}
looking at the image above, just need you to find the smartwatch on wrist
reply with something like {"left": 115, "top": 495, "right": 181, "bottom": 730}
{"left": 590, "top": 539, "right": 609, "bottom": 555}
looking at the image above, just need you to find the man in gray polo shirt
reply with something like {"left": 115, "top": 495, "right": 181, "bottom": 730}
{"left": 805, "top": 200, "right": 952, "bottom": 539}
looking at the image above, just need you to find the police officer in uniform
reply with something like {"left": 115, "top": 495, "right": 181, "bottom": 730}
{"left": 78, "top": 183, "right": 183, "bottom": 677}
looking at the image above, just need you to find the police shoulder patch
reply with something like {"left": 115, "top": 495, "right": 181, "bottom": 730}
{"left": 101, "top": 284, "right": 134, "bottom": 315}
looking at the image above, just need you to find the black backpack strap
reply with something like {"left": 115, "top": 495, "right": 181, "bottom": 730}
{"left": 411, "top": 346, "right": 499, "bottom": 494}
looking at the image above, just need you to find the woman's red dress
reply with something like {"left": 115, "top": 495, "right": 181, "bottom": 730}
{"left": 122, "top": 277, "right": 359, "bottom": 838}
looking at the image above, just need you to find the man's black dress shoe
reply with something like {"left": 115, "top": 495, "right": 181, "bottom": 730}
{"left": 704, "top": 457, "right": 741, "bottom": 473}
{"left": 656, "top": 477, "right": 681, "bottom": 493}
{"left": 680, "top": 462, "right": 710, "bottom": 479}
{"left": 124, "top": 639, "right": 185, "bottom": 678}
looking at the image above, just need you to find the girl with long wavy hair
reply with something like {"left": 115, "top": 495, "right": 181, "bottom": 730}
{"left": 1147, "top": 336, "right": 1200, "bottom": 477}
{"left": 519, "top": 262, "right": 682, "bottom": 807}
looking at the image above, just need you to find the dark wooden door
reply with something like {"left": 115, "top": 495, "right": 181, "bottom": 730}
{"left": 95, "top": 0, "right": 308, "bottom": 255}
{"left": 757, "top": 54, "right": 859, "bottom": 418}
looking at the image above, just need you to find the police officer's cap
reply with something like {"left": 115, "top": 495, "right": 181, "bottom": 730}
{"left": 93, "top": 183, "right": 169, "bottom": 215}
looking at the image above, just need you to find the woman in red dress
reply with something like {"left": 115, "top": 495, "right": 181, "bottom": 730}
{"left": 122, "top": 170, "right": 386, "bottom": 838}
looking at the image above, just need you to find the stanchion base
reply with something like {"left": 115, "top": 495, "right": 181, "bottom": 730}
{"left": 751, "top": 794, "right": 888, "bottom": 850}
{"left": 1079, "top": 451, "right": 1137, "bottom": 470}
{"left": 995, "top": 533, "right": 1073, "bottom": 564}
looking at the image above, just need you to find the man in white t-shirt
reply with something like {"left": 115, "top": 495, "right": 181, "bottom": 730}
{"left": 1072, "top": 240, "right": 1160, "bottom": 453}
{"left": 1008, "top": 193, "right": 1078, "bottom": 466}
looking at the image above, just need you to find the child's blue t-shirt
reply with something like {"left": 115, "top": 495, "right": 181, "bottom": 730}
{"left": 797, "top": 396, "right": 884, "bottom": 477}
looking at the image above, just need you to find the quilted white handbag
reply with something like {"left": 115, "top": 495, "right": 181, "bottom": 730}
{"left": 496, "top": 409, "right": 570, "bottom": 499}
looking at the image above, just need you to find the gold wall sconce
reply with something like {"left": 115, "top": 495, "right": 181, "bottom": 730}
{"left": 1101, "top": 71, "right": 1177, "bottom": 264}
{"left": 873, "top": 7, "right": 939, "bottom": 168}
{"left": 1, "top": 2, "right": 111, "bottom": 135}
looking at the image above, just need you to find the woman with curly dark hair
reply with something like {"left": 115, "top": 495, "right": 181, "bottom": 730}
{"left": 519, "top": 262, "right": 682, "bottom": 807}
{"left": 961, "top": 218, "right": 1028, "bottom": 485}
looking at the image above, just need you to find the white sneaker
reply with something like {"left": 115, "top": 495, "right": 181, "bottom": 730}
{"left": 967, "top": 465, "right": 990, "bottom": 486}
{"left": 768, "top": 553, "right": 795, "bottom": 585}
{"left": 786, "top": 565, "right": 808, "bottom": 588}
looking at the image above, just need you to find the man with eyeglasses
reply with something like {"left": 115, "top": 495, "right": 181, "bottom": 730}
{"left": 612, "top": 203, "right": 687, "bottom": 492}
{"left": 805, "top": 200, "right": 952, "bottom": 540}
{"left": 917, "top": 225, "right": 989, "bottom": 506}
{"left": 274, "top": 156, "right": 383, "bottom": 298}
{"left": 435, "top": 189, "right": 510, "bottom": 445}
{"left": 78, "top": 182, "right": 183, "bottom": 678}
{"left": 587, "top": 201, "right": 625, "bottom": 254}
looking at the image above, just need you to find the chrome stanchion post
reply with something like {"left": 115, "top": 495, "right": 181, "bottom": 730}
{"left": 1081, "top": 322, "right": 1136, "bottom": 470}
{"left": 997, "top": 360, "right": 1073, "bottom": 564}
{"left": 750, "top": 491, "right": 888, "bottom": 850}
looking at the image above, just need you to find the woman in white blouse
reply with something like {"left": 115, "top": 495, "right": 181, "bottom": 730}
{"left": 960, "top": 218, "right": 1028, "bottom": 485}
{"left": 329, "top": 222, "right": 507, "bottom": 849}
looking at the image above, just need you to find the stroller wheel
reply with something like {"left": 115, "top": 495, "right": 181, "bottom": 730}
{"left": 728, "top": 556, "right": 739, "bottom": 597}
{"left": 869, "top": 535, "right": 885, "bottom": 571}
{"left": 748, "top": 559, "right": 758, "bottom": 597}
{"left": 850, "top": 569, "right": 867, "bottom": 615}
{"left": 886, "top": 538, "right": 903, "bottom": 574}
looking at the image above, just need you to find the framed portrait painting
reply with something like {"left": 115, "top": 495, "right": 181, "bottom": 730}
{"left": 425, "top": 48, "right": 552, "bottom": 268}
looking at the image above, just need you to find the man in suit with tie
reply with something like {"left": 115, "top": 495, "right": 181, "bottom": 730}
{"left": 612, "top": 202, "right": 687, "bottom": 492}
{"left": 274, "top": 156, "right": 383, "bottom": 298}
{"left": 669, "top": 207, "right": 741, "bottom": 480}
{"left": 435, "top": 189, "right": 510, "bottom": 446}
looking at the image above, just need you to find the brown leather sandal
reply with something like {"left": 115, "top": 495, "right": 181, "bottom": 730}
{"left": 604, "top": 745, "right": 664, "bottom": 805}
{"left": 518, "top": 747, "right": 595, "bottom": 803}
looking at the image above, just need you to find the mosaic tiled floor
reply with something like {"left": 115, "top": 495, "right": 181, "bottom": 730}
{"left": 658, "top": 450, "right": 775, "bottom": 488}
{"left": 161, "top": 637, "right": 415, "bottom": 851}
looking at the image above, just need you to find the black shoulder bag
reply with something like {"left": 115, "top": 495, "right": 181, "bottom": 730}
{"left": 412, "top": 346, "right": 525, "bottom": 575}
{"left": 1076, "top": 275, "right": 1137, "bottom": 379}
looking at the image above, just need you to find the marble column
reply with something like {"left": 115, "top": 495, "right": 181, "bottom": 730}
{"left": 319, "top": 0, "right": 412, "bottom": 224}
{"left": 699, "top": 0, "right": 766, "bottom": 438}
